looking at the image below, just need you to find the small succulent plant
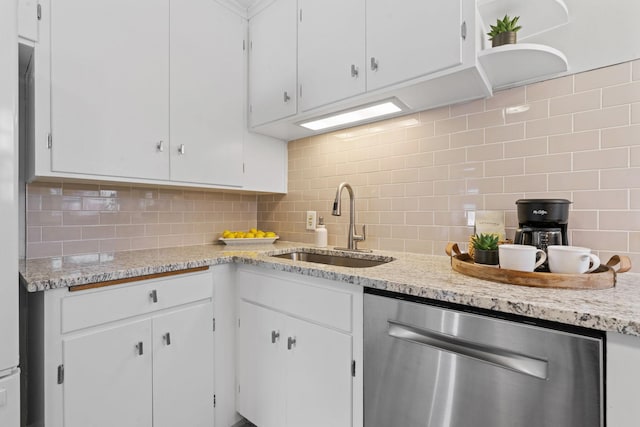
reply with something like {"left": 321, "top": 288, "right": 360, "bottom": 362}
{"left": 472, "top": 233, "right": 500, "bottom": 251}
{"left": 487, "top": 14, "right": 522, "bottom": 40}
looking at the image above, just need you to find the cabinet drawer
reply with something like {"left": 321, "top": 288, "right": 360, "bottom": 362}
{"left": 237, "top": 267, "right": 353, "bottom": 333}
{"left": 61, "top": 270, "right": 213, "bottom": 333}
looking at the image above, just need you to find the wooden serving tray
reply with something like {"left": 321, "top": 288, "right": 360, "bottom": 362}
{"left": 445, "top": 242, "right": 631, "bottom": 290}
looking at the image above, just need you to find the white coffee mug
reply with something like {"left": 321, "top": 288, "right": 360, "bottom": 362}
{"left": 499, "top": 244, "right": 547, "bottom": 272}
{"left": 547, "top": 245, "right": 601, "bottom": 274}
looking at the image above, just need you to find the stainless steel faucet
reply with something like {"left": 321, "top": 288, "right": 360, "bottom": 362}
{"left": 332, "top": 182, "right": 370, "bottom": 252}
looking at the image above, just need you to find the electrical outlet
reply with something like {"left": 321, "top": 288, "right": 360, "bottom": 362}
{"left": 306, "top": 211, "right": 317, "bottom": 230}
{"left": 467, "top": 211, "right": 476, "bottom": 227}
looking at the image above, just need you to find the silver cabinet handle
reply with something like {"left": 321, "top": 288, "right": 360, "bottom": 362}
{"left": 163, "top": 332, "right": 171, "bottom": 346}
{"left": 149, "top": 290, "right": 158, "bottom": 303}
{"left": 387, "top": 320, "right": 548, "bottom": 380}
{"left": 370, "top": 57, "right": 379, "bottom": 71}
{"left": 287, "top": 336, "right": 297, "bottom": 350}
{"left": 350, "top": 64, "right": 359, "bottom": 78}
{"left": 178, "top": 144, "right": 186, "bottom": 155}
{"left": 156, "top": 141, "right": 164, "bottom": 152}
{"left": 136, "top": 341, "right": 144, "bottom": 356}
{"left": 271, "top": 330, "right": 280, "bottom": 344}
{"left": 283, "top": 91, "right": 291, "bottom": 103}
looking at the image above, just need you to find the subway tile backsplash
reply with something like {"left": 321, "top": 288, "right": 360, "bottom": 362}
{"left": 26, "top": 182, "right": 257, "bottom": 259}
{"left": 258, "top": 59, "right": 640, "bottom": 268}
{"left": 25, "top": 59, "right": 640, "bottom": 269}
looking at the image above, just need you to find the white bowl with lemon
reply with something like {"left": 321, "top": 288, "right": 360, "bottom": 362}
{"left": 219, "top": 228, "right": 279, "bottom": 245}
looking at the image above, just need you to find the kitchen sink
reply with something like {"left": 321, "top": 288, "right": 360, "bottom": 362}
{"left": 270, "top": 250, "right": 393, "bottom": 268}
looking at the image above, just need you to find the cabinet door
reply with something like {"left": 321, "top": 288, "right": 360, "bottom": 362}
{"left": 366, "top": 0, "right": 463, "bottom": 91}
{"left": 237, "top": 300, "right": 285, "bottom": 427}
{"left": 62, "top": 319, "right": 152, "bottom": 427}
{"left": 170, "top": 0, "right": 244, "bottom": 186}
{"left": 0, "top": 372, "right": 20, "bottom": 427}
{"left": 298, "top": 0, "right": 365, "bottom": 111}
{"left": 285, "top": 316, "right": 353, "bottom": 427}
{"left": 153, "top": 302, "right": 214, "bottom": 427}
{"left": 249, "top": 0, "right": 298, "bottom": 126}
{"left": 50, "top": 0, "right": 170, "bottom": 180}
{"left": 18, "top": 0, "right": 38, "bottom": 42}
{"left": 242, "top": 132, "right": 287, "bottom": 193}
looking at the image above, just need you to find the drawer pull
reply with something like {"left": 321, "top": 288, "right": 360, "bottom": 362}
{"left": 271, "top": 330, "right": 280, "bottom": 344}
{"left": 149, "top": 289, "right": 158, "bottom": 303}
{"left": 287, "top": 336, "right": 297, "bottom": 350}
{"left": 163, "top": 333, "right": 171, "bottom": 346}
{"left": 136, "top": 342, "right": 144, "bottom": 356}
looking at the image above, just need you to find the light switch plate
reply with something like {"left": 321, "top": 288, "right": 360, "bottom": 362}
{"left": 306, "top": 211, "right": 317, "bottom": 230}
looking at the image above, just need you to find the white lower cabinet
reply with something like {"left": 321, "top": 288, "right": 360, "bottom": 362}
{"left": 607, "top": 332, "right": 640, "bottom": 426}
{"left": 26, "top": 269, "right": 214, "bottom": 427}
{"left": 63, "top": 319, "right": 153, "bottom": 427}
{"left": 236, "top": 266, "right": 363, "bottom": 427}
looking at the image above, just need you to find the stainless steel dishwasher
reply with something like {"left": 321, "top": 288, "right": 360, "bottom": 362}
{"left": 364, "top": 290, "right": 604, "bottom": 427}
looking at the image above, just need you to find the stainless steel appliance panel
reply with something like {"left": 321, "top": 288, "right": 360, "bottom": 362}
{"left": 364, "top": 293, "right": 603, "bottom": 427}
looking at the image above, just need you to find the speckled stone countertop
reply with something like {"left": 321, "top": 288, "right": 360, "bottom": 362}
{"left": 19, "top": 242, "right": 640, "bottom": 337}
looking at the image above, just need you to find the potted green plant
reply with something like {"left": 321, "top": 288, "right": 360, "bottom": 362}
{"left": 487, "top": 14, "right": 522, "bottom": 47}
{"left": 472, "top": 233, "right": 500, "bottom": 265}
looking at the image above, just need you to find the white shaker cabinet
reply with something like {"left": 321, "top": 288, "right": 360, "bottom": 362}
{"left": 236, "top": 266, "right": 363, "bottom": 427}
{"left": 366, "top": 0, "right": 464, "bottom": 91}
{"left": 298, "top": 0, "right": 366, "bottom": 112}
{"left": 248, "top": 0, "right": 298, "bottom": 127}
{"left": 26, "top": 269, "right": 214, "bottom": 427}
{"left": 170, "top": 0, "right": 244, "bottom": 187}
{"left": 49, "top": 0, "right": 170, "bottom": 181}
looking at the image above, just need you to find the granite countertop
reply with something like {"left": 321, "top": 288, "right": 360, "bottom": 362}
{"left": 19, "top": 241, "right": 640, "bottom": 337}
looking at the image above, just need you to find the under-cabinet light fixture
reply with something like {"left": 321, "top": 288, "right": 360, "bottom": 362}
{"left": 298, "top": 98, "right": 407, "bottom": 131}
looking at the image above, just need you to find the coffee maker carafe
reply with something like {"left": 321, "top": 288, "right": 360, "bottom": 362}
{"left": 514, "top": 199, "right": 571, "bottom": 251}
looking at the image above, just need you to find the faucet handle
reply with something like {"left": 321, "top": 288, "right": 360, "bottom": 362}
{"left": 354, "top": 224, "right": 366, "bottom": 242}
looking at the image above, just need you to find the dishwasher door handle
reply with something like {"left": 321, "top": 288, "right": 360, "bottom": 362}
{"left": 388, "top": 320, "right": 549, "bottom": 380}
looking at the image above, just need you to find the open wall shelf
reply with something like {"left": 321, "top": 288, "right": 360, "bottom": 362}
{"left": 478, "top": 43, "right": 568, "bottom": 89}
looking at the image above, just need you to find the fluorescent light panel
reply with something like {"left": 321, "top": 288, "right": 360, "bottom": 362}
{"left": 299, "top": 100, "right": 404, "bottom": 131}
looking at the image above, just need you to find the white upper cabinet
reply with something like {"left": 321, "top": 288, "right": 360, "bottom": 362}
{"left": 298, "top": 0, "right": 366, "bottom": 112}
{"left": 249, "top": 0, "right": 298, "bottom": 127}
{"left": 26, "top": 0, "right": 287, "bottom": 193}
{"left": 366, "top": 0, "right": 463, "bottom": 91}
{"left": 170, "top": 0, "right": 245, "bottom": 187}
{"left": 50, "top": 0, "right": 170, "bottom": 181}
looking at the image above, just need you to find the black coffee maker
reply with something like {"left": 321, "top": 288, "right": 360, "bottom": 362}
{"left": 514, "top": 199, "right": 571, "bottom": 251}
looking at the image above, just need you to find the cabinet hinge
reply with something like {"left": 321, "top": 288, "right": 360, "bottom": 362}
{"left": 299, "top": 84, "right": 302, "bottom": 98}
{"left": 243, "top": 39, "right": 246, "bottom": 51}
{"left": 213, "top": 318, "right": 216, "bottom": 332}
{"left": 47, "top": 133, "right": 52, "bottom": 149}
{"left": 213, "top": 394, "right": 216, "bottom": 408}
{"left": 238, "top": 318, "right": 241, "bottom": 328}
{"left": 37, "top": 3, "right": 42, "bottom": 20}
{"left": 351, "top": 360, "right": 356, "bottom": 377}
{"left": 57, "top": 364, "right": 64, "bottom": 384}
{"left": 249, "top": 104, "right": 253, "bottom": 113}
{"left": 243, "top": 163, "right": 245, "bottom": 173}
{"left": 299, "top": 9, "right": 302, "bottom": 22}
{"left": 461, "top": 21, "right": 467, "bottom": 40}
